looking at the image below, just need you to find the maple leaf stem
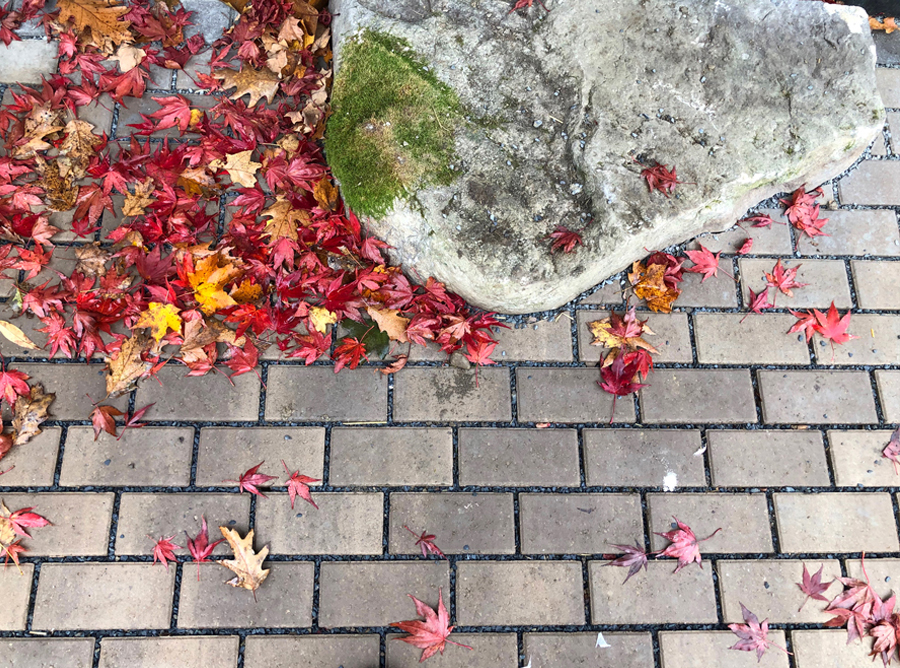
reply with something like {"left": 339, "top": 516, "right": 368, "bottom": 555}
{"left": 445, "top": 638, "right": 475, "bottom": 651}
{"left": 699, "top": 527, "right": 723, "bottom": 543}
{"left": 0, "top": 465, "right": 13, "bottom": 475}
{"left": 609, "top": 394, "right": 617, "bottom": 425}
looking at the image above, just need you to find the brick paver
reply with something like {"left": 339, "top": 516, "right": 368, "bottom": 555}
{"left": 329, "top": 427, "right": 452, "bottom": 485}
{"left": 0, "top": 427, "right": 59, "bottom": 486}
{"left": 792, "top": 630, "right": 873, "bottom": 668}
{"left": 828, "top": 429, "right": 898, "bottom": 486}
{"left": 243, "top": 636, "right": 379, "bottom": 668}
{"left": 577, "top": 311, "right": 692, "bottom": 363}
{"left": 641, "top": 369, "right": 757, "bottom": 424}
{"left": 707, "top": 430, "right": 831, "bottom": 487}
{"left": 0, "top": 638, "right": 95, "bottom": 668}
{"left": 266, "top": 366, "right": 387, "bottom": 421}
{"left": 1, "top": 492, "right": 113, "bottom": 556}
{"left": 584, "top": 428, "right": 706, "bottom": 486}
{"left": 739, "top": 258, "right": 853, "bottom": 309}
{"left": 387, "top": 633, "right": 516, "bottom": 668}
{"left": 758, "top": 370, "right": 878, "bottom": 424}
{"left": 517, "top": 368, "right": 636, "bottom": 422}
{"left": 852, "top": 260, "right": 900, "bottom": 309}
{"left": 694, "top": 314, "right": 811, "bottom": 364}
{"left": 458, "top": 427, "right": 580, "bottom": 486}
{"left": 659, "top": 631, "right": 790, "bottom": 668}
{"left": 0, "top": 564, "right": 32, "bottom": 631}
{"left": 394, "top": 367, "right": 511, "bottom": 422}
{"left": 98, "top": 637, "right": 239, "bottom": 668}
{"left": 524, "top": 632, "right": 654, "bottom": 668}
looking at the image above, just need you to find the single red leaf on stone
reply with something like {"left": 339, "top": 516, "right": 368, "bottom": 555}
{"left": 765, "top": 259, "right": 807, "bottom": 302}
{"left": 604, "top": 540, "right": 649, "bottom": 583}
{"left": 91, "top": 404, "right": 124, "bottom": 440}
{"left": 150, "top": 535, "right": 180, "bottom": 569}
{"left": 741, "top": 288, "right": 774, "bottom": 323}
{"left": 546, "top": 225, "right": 583, "bottom": 254}
{"left": 507, "top": 0, "right": 549, "bottom": 14}
{"left": 654, "top": 516, "right": 721, "bottom": 573}
{"left": 404, "top": 525, "right": 447, "bottom": 559}
{"left": 389, "top": 588, "right": 473, "bottom": 662}
{"left": 597, "top": 352, "right": 647, "bottom": 424}
{"left": 829, "top": 575, "right": 878, "bottom": 612}
{"left": 683, "top": 245, "right": 728, "bottom": 282}
{"left": 463, "top": 339, "right": 496, "bottom": 367}
{"left": 882, "top": 428, "right": 900, "bottom": 476}
{"left": 798, "top": 564, "right": 833, "bottom": 611}
{"left": 381, "top": 355, "right": 409, "bottom": 375}
{"left": 0, "top": 366, "right": 30, "bottom": 407}
{"left": 740, "top": 213, "right": 784, "bottom": 228}
{"left": 281, "top": 460, "right": 319, "bottom": 509}
{"left": 640, "top": 163, "right": 685, "bottom": 198}
{"left": 185, "top": 515, "right": 225, "bottom": 580}
{"left": 224, "top": 461, "right": 278, "bottom": 498}
{"left": 787, "top": 309, "right": 818, "bottom": 343}
{"left": 728, "top": 602, "right": 790, "bottom": 661}
{"left": 4, "top": 505, "right": 51, "bottom": 537}
{"left": 737, "top": 238, "right": 753, "bottom": 255}
{"left": 813, "top": 302, "right": 857, "bottom": 362}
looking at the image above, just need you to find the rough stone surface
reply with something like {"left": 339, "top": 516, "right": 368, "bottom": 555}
{"left": 0, "top": 639, "right": 95, "bottom": 668}
{"left": 330, "top": 0, "right": 883, "bottom": 312}
{"left": 98, "top": 637, "right": 240, "bottom": 668}
{"left": 524, "top": 633, "right": 654, "bottom": 668}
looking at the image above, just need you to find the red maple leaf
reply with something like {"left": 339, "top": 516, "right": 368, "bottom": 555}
{"left": 404, "top": 525, "right": 447, "bottom": 559}
{"left": 118, "top": 402, "right": 154, "bottom": 440}
{"left": 683, "top": 245, "right": 730, "bottom": 282}
{"left": 740, "top": 213, "right": 784, "bottom": 228}
{"left": 825, "top": 604, "right": 874, "bottom": 644}
{"left": 149, "top": 535, "right": 180, "bottom": 569}
{"left": 798, "top": 563, "right": 833, "bottom": 611}
{"left": 546, "top": 226, "right": 582, "bottom": 254}
{"left": 764, "top": 259, "right": 807, "bottom": 303}
{"left": 813, "top": 302, "right": 857, "bottom": 362}
{"left": 281, "top": 460, "right": 319, "bottom": 509}
{"left": 604, "top": 540, "right": 649, "bottom": 583}
{"left": 224, "top": 461, "right": 278, "bottom": 498}
{"left": 90, "top": 405, "right": 123, "bottom": 440}
{"left": 597, "top": 352, "right": 647, "bottom": 424}
{"left": 869, "top": 595, "right": 899, "bottom": 666}
{"left": 654, "top": 517, "right": 721, "bottom": 573}
{"left": 185, "top": 515, "right": 225, "bottom": 580}
{"left": 787, "top": 309, "right": 818, "bottom": 343}
{"left": 0, "top": 366, "right": 30, "bottom": 407}
{"left": 463, "top": 339, "right": 496, "bottom": 366}
{"left": 333, "top": 337, "right": 368, "bottom": 373}
{"left": 741, "top": 287, "right": 774, "bottom": 323}
{"left": 640, "top": 162, "right": 685, "bottom": 197}
{"left": 507, "top": 0, "right": 549, "bottom": 13}
{"left": 2, "top": 540, "right": 27, "bottom": 568}
{"left": 728, "top": 603, "right": 790, "bottom": 661}
{"left": 736, "top": 238, "right": 753, "bottom": 255}
{"left": 4, "top": 506, "right": 51, "bottom": 537}
{"left": 389, "top": 588, "right": 473, "bottom": 662}
{"left": 883, "top": 428, "right": 900, "bottom": 476}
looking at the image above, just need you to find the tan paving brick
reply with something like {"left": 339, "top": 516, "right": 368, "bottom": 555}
{"left": 0, "top": 563, "right": 32, "bottom": 630}
{"left": 870, "top": 130, "right": 888, "bottom": 157}
{"left": 266, "top": 366, "right": 387, "bottom": 421}
{"left": 11, "top": 363, "right": 128, "bottom": 420}
{"left": 393, "top": 367, "right": 511, "bottom": 422}
{"left": 59, "top": 427, "right": 193, "bottom": 486}
{"left": 659, "top": 631, "right": 789, "bottom": 668}
{"left": 33, "top": 563, "right": 175, "bottom": 629}
{"left": 708, "top": 430, "right": 831, "bottom": 487}
{"left": 389, "top": 492, "right": 514, "bottom": 554}
{"left": 877, "top": 68, "right": 900, "bottom": 107}
{"left": 520, "top": 493, "right": 642, "bottom": 554}
{"left": 813, "top": 314, "right": 900, "bottom": 365}
{"left": 76, "top": 95, "right": 115, "bottom": 136}
{"left": 115, "top": 492, "right": 250, "bottom": 556}
{"left": 255, "top": 492, "right": 383, "bottom": 555}
{"left": 578, "top": 279, "right": 625, "bottom": 305}
{"left": 852, "top": 261, "right": 900, "bottom": 309}
{"left": 195, "top": 427, "right": 324, "bottom": 487}
{"left": 491, "top": 318, "right": 574, "bottom": 362}
{"left": 589, "top": 561, "right": 717, "bottom": 623}
{"left": 178, "top": 562, "right": 313, "bottom": 628}
{"left": 387, "top": 633, "right": 516, "bottom": 668}
{"left": 641, "top": 369, "right": 757, "bottom": 424}
{"left": 796, "top": 209, "right": 900, "bottom": 256}
{"left": 318, "top": 562, "right": 449, "bottom": 627}
{"left": 739, "top": 258, "right": 852, "bottom": 309}
{"left": 0, "top": 639, "right": 95, "bottom": 668}
{"left": 676, "top": 270, "right": 740, "bottom": 308}
{"left": 0, "top": 40, "right": 58, "bottom": 83}
{"left": 792, "top": 630, "right": 872, "bottom": 668}
{"left": 584, "top": 428, "right": 706, "bottom": 487}
{"left": 135, "top": 365, "right": 261, "bottom": 421}
{"left": 876, "top": 370, "right": 900, "bottom": 422}
{"left": 694, "top": 314, "right": 811, "bottom": 364}
{"left": 690, "top": 214, "right": 793, "bottom": 254}
{"left": 577, "top": 311, "right": 692, "bottom": 363}
{"left": 839, "top": 161, "right": 900, "bottom": 205}
{"left": 329, "top": 427, "right": 452, "bottom": 486}
{"left": 0, "top": 492, "right": 113, "bottom": 556}
{"left": 517, "top": 368, "right": 636, "bottom": 423}
{"left": 828, "top": 430, "right": 898, "bottom": 487}
{"left": 717, "top": 559, "right": 842, "bottom": 624}
{"left": 758, "top": 370, "right": 878, "bottom": 424}
{"left": 457, "top": 561, "right": 584, "bottom": 625}
{"left": 244, "top": 635, "right": 379, "bottom": 668}
{"left": 98, "top": 637, "right": 239, "bottom": 668}
{"left": 889, "top": 111, "right": 900, "bottom": 151}
{"left": 773, "top": 492, "right": 900, "bottom": 552}
{"left": 0, "top": 427, "right": 59, "bottom": 486}
{"left": 524, "top": 632, "right": 653, "bottom": 668}
{"left": 846, "top": 558, "right": 900, "bottom": 600}
{"left": 458, "top": 428, "right": 580, "bottom": 486}
{"left": 648, "top": 493, "right": 773, "bottom": 553}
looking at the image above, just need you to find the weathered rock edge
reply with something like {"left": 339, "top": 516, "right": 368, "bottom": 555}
{"left": 330, "top": 0, "right": 884, "bottom": 313}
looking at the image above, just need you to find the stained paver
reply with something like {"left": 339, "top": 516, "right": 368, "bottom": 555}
{"left": 394, "top": 367, "right": 511, "bottom": 422}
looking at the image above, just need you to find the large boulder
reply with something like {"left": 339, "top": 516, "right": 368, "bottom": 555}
{"left": 327, "top": 0, "right": 883, "bottom": 313}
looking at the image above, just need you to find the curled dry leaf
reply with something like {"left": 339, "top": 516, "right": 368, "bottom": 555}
{"left": 0, "top": 321, "right": 40, "bottom": 350}
{"left": 105, "top": 331, "right": 154, "bottom": 396}
{"left": 218, "top": 527, "right": 270, "bottom": 597}
{"left": 91, "top": 404, "right": 124, "bottom": 440}
{"left": 74, "top": 242, "right": 109, "bottom": 278}
{"left": 367, "top": 306, "right": 410, "bottom": 343}
{"left": 12, "top": 383, "right": 55, "bottom": 447}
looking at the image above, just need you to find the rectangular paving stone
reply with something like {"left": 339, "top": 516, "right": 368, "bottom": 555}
{"left": 179, "top": 562, "right": 313, "bottom": 628}
{"left": 458, "top": 428, "right": 580, "bottom": 486}
{"left": 659, "top": 631, "right": 789, "bottom": 668}
{"left": 796, "top": 209, "right": 900, "bottom": 256}
{"left": 491, "top": 318, "right": 574, "bottom": 361}
{"left": 33, "top": 563, "right": 175, "bottom": 630}
{"left": 11, "top": 363, "right": 128, "bottom": 420}
{"left": 739, "top": 258, "right": 852, "bottom": 309}
{"left": 792, "top": 630, "right": 872, "bottom": 668}
{"left": 0, "top": 40, "right": 59, "bottom": 83}
{"left": 846, "top": 558, "right": 900, "bottom": 600}
{"left": 0, "top": 639, "right": 95, "bottom": 668}
{"left": 829, "top": 430, "right": 898, "bottom": 487}
{"left": 584, "top": 429, "right": 706, "bottom": 487}
{"left": 387, "top": 633, "right": 516, "bottom": 668}
{"left": 889, "top": 110, "right": 900, "bottom": 151}
{"left": 694, "top": 314, "right": 811, "bottom": 364}
{"left": 256, "top": 492, "right": 382, "bottom": 555}
{"left": 876, "top": 68, "right": 900, "bottom": 107}
{"left": 676, "top": 269, "right": 740, "bottom": 308}
{"left": 876, "top": 370, "right": 900, "bottom": 422}
{"left": 520, "top": 493, "right": 642, "bottom": 554}
{"left": 717, "top": 559, "right": 842, "bottom": 624}
{"left": 99, "top": 637, "right": 239, "bottom": 668}
{"left": 641, "top": 369, "right": 757, "bottom": 424}
{"left": 589, "top": 561, "right": 717, "bottom": 623}
{"left": 0, "top": 563, "right": 32, "bottom": 630}
{"left": 814, "top": 314, "right": 900, "bottom": 365}
{"left": 852, "top": 261, "right": 900, "bottom": 309}
{"left": 329, "top": 427, "right": 452, "bottom": 486}
{"left": 578, "top": 279, "right": 625, "bottom": 305}
{"left": 393, "top": 367, "right": 511, "bottom": 422}
{"left": 648, "top": 493, "right": 773, "bottom": 553}
{"left": 577, "top": 311, "right": 692, "bottom": 363}
{"left": 690, "top": 215, "right": 793, "bottom": 254}
{"left": 758, "top": 370, "right": 878, "bottom": 424}
{"left": 0, "top": 492, "right": 113, "bottom": 556}
{"left": 195, "top": 427, "right": 324, "bottom": 487}
{"left": 115, "top": 492, "right": 250, "bottom": 556}
{"left": 708, "top": 430, "right": 831, "bottom": 487}
{"left": 389, "top": 492, "right": 514, "bottom": 554}
{"left": 244, "top": 635, "right": 380, "bottom": 668}
{"left": 517, "top": 368, "right": 636, "bottom": 423}
{"left": 319, "top": 562, "right": 449, "bottom": 627}
{"left": 773, "top": 492, "right": 899, "bottom": 553}
{"left": 60, "top": 426, "right": 193, "bottom": 486}
{"left": 457, "top": 561, "right": 584, "bottom": 625}
{"left": 135, "top": 365, "right": 261, "bottom": 421}
{"left": 0, "top": 426, "right": 59, "bottom": 486}
{"left": 839, "top": 161, "right": 900, "bottom": 205}
{"left": 266, "top": 366, "right": 387, "bottom": 421}
{"left": 524, "top": 632, "right": 653, "bottom": 668}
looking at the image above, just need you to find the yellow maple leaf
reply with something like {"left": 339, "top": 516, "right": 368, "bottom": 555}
{"left": 213, "top": 150, "right": 262, "bottom": 188}
{"left": 309, "top": 306, "right": 337, "bottom": 333}
{"left": 187, "top": 255, "right": 241, "bottom": 315}
{"left": 230, "top": 279, "right": 263, "bottom": 304}
{"left": 367, "top": 306, "right": 409, "bottom": 343}
{"left": 628, "top": 262, "right": 680, "bottom": 313}
{"left": 133, "top": 302, "right": 183, "bottom": 342}
{"left": 56, "top": 0, "right": 133, "bottom": 53}
{"left": 212, "top": 67, "right": 281, "bottom": 107}
{"left": 57, "top": 119, "right": 103, "bottom": 179}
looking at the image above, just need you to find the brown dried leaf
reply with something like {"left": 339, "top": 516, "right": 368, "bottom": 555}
{"left": 105, "top": 331, "right": 153, "bottom": 396}
{"left": 212, "top": 68, "right": 281, "bottom": 107}
{"left": 11, "top": 384, "right": 55, "bottom": 446}
{"left": 218, "top": 527, "right": 270, "bottom": 594}
{"left": 261, "top": 196, "right": 309, "bottom": 241}
{"left": 313, "top": 178, "right": 339, "bottom": 212}
{"left": 56, "top": 0, "right": 133, "bottom": 53}
{"left": 367, "top": 306, "right": 409, "bottom": 343}
{"left": 213, "top": 150, "right": 262, "bottom": 189}
{"left": 110, "top": 43, "right": 146, "bottom": 71}
{"left": 37, "top": 159, "right": 78, "bottom": 212}
{"left": 74, "top": 242, "right": 109, "bottom": 278}
{"left": 57, "top": 120, "right": 103, "bottom": 179}
{"left": 122, "top": 179, "right": 155, "bottom": 217}
{"left": 0, "top": 321, "right": 40, "bottom": 351}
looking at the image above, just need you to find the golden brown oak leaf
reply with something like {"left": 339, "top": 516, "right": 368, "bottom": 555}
{"left": 367, "top": 306, "right": 410, "bottom": 343}
{"left": 133, "top": 302, "right": 182, "bottom": 342}
{"left": 260, "top": 196, "right": 309, "bottom": 241}
{"left": 870, "top": 17, "right": 898, "bottom": 33}
{"left": 11, "top": 384, "right": 55, "bottom": 447}
{"left": 0, "top": 321, "right": 40, "bottom": 351}
{"left": 212, "top": 150, "right": 262, "bottom": 189}
{"left": 213, "top": 67, "right": 281, "bottom": 107}
{"left": 56, "top": 0, "right": 132, "bottom": 53}
{"left": 122, "top": 179, "right": 155, "bottom": 217}
{"left": 218, "top": 527, "right": 270, "bottom": 595}
{"left": 105, "top": 331, "right": 153, "bottom": 396}
{"left": 57, "top": 120, "right": 103, "bottom": 179}
{"left": 187, "top": 255, "right": 241, "bottom": 315}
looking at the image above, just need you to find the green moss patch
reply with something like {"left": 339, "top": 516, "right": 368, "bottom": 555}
{"left": 325, "top": 31, "right": 462, "bottom": 218}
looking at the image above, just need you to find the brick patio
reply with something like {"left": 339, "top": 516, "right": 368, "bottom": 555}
{"left": 1, "top": 25, "right": 900, "bottom": 668}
